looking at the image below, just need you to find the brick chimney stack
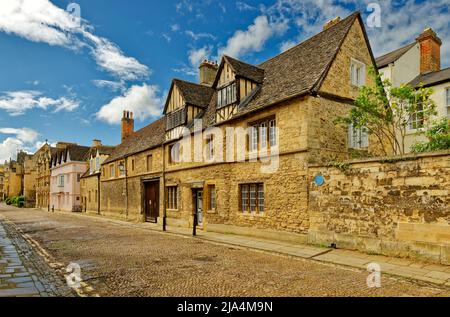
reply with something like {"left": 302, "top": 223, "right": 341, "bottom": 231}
{"left": 416, "top": 28, "right": 442, "bottom": 74}
{"left": 121, "top": 110, "right": 134, "bottom": 142}
{"left": 199, "top": 60, "right": 218, "bottom": 86}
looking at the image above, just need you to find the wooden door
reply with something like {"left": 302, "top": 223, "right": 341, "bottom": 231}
{"left": 144, "top": 181, "right": 159, "bottom": 222}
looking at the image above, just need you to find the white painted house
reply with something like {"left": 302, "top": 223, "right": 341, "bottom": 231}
{"left": 376, "top": 28, "right": 449, "bottom": 152}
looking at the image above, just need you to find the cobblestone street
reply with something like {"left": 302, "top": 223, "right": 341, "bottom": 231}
{"left": 1, "top": 204, "right": 450, "bottom": 297}
{"left": 0, "top": 218, "right": 73, "bottom": 297}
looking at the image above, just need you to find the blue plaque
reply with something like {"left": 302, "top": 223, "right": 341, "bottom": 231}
{"left": 314, "top": 175, "right": 325, "bottom": 186}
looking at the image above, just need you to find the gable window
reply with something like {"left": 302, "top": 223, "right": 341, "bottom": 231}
{"left": 167, "top": 186, "right": 178, "bottom": 210}
{"left": 146, "top": 155, "right": 153, "bottom": 172}
{"left": 348, "top": 124, "right": 369, "bottom": 149}
{"left": 90, "top": 160, "right": 94, "bottom": 174}
{"left": 95, "top": 157, "right": 100, "bottom": 171}
{"left": 408, "top": 103, "right": 425, "bottom": 130}
{"left": 446, "top": 88, "right": 450, "bottom": 118}
{"left": 240, "top": 183, "right": 264, "bottom": 214}
{"left": 217, "top": 82, "right": 237, "bottom": 108}
{"left": 166, "top": 108, "right": 186, "bottom": 130}
{"left": 350, "top": 59, "right": 366, "bottom": 87}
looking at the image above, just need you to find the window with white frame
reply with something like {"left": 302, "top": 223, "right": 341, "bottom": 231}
{"left": 408, "top": 102, "right": 425, "bottom": 130}
{"left": 208, "top": 185, "right": 216, "bottom": 210}
{"left": 95, "top": 157, "right": 100, "bottom": 171}
{"left": 167, "top": 186, "right": 178, "bottom": 210}
{"left": 350, "top": 59, "right": 366, "bottom": 87}
{"left": 348, "top": 124, "right": 369, "bottom": 149}
{"left": 249, "top": 117, "right": 277, "bottom": 152}
{"left": 217, "top": 82, "right": 237, "bottom": 108}
{"left": 58, "top": 175, "right": 65, "bottom": 187}
{"left": 446, "top": 88, "right": 450, "bottom": 118}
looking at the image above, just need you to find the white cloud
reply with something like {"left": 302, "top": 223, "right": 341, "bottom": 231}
{"left": 92, "top": 79, "right": 125, "bottom": 92}
{"left": 171, "top": 24, "right": 180, "bottom": 32}
{"left": 0, "top": 127, "right": 40, "bottom": 162}
{"left": 96, "top": 84, "right": 162, "bottom": 125}
{"left": 236, "top": 1, "right": 258, "bottom": 11}
{"left": 218, "top": 15, "right": 288, "bottom": 59}
{"left": 185, "top": 30, "right": 216, "bottom": 41}
{"left": 0, "top": 0, "right": 149, "bottom": 80}
{"left": 188, "top": 46, "right": 212, "bottom": 67}
{"left": 266, "top": 0, "right": 450, "bottom": 67}
{"left": 0, "top": 90, "right": 79, "bottom": 116}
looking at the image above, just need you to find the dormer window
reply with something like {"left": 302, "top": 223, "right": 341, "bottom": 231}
{"left": 166, "top": 107, "right": 186, "bottom": 130}
{"left": 217, "top": 82, "right": 237, "bottom": 108}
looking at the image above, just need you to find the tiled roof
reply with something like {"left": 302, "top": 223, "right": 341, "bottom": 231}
{"left": 409, "top": 68, "right": 450, "bottom": 88}
{"left": 105, "top": 12, "right": 368, "bottom": 162}
{"left": 85, "top": 145, "right": 115, "bottom": 160}
{"left": 230, "top": 12, "right": 361, "bottom": 118}
{"left": 375, "top": 42, "right": 416, "bottom": 69}
{"left": 103, "top": 117, "right": 166, "bottom": 164}
{"left": 223, "top": 55, "right": 265, "bottom": 84}
{"left": 163, "top": 79, "right": 214, "bottom": 114}
{"left": 51, "top": 144, "right": 90, "bottom": 165}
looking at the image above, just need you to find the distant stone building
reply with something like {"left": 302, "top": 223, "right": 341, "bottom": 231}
{"left": 49, "top": 144, "right": 90, "bottom": 212}
{"left": 34, "top": 143, "right": 58, "bottom": 209}
{"left": 80, "top": 140, "right": 114, "bottom": 214}
{"left": 2, "top": 159, "right": 23, "bottom": 198}
{"left": 0, "top": 164, "right": 5, "bottom": 201}
{"left": 376, "top": 28, "right": 450, "bottom": 152}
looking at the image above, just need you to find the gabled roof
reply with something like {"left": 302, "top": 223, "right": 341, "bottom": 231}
{"left": 51, "top": 144, "right": 90, "bottom": 166}
{"left": 375, "top": 42, "right": 416, "bottom": 69}
{"left": 163, "top": 79, "right": 214, "bottom": 114}
{"left": 85, "top": 145, "right": 115, "bottom": 160}
{"left": 103, "top": 117, "right": 166, "bottom": 164}
{"left": 201, "top": 12, "right": 367, "bottom": 125}
{"left": 229, "top": 12, "right": 362, "bottom": 118}
{"left": 409, "top": 68, "right": 450, "bottom": 88}
{"left": 222, "top": 55, "right": 265, "bottom": 84}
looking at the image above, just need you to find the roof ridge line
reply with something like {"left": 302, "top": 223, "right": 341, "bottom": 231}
{"left": 258, "top": 11, "right": 360, "bottom": 68}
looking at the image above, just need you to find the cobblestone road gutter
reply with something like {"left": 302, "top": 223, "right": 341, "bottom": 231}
{"left": 0, "top": 218, "right": 78, "bottom": 297}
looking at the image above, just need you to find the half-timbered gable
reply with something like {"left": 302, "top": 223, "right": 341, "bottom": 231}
{"left": 213, "top": 55, "right": 264, "bottom": 123}
{"left": 164, "top": 79, "right": 214, "bottom": 141}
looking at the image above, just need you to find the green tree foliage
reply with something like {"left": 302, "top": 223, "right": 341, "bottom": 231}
{"left": 412, "top": 118, "right": 450, "bottom": 153}
{"left": 336, "top": 67, "right": 437, "bottom": 155}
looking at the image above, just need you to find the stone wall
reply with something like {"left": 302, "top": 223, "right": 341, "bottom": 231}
{"left": 308, "top": 151, "right": 450, "bottom": 264}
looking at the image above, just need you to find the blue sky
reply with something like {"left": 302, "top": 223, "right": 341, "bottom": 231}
{"left": 0, "top": 0, "right": 449, "bottom": 161}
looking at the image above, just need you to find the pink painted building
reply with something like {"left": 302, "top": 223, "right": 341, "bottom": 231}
{"left": 50, "top": 144, "right": 90, "bottom": 212}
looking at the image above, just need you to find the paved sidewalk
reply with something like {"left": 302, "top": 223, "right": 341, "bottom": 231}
{"left": 37, "top": 209, "right": 450, "bottom": 288}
